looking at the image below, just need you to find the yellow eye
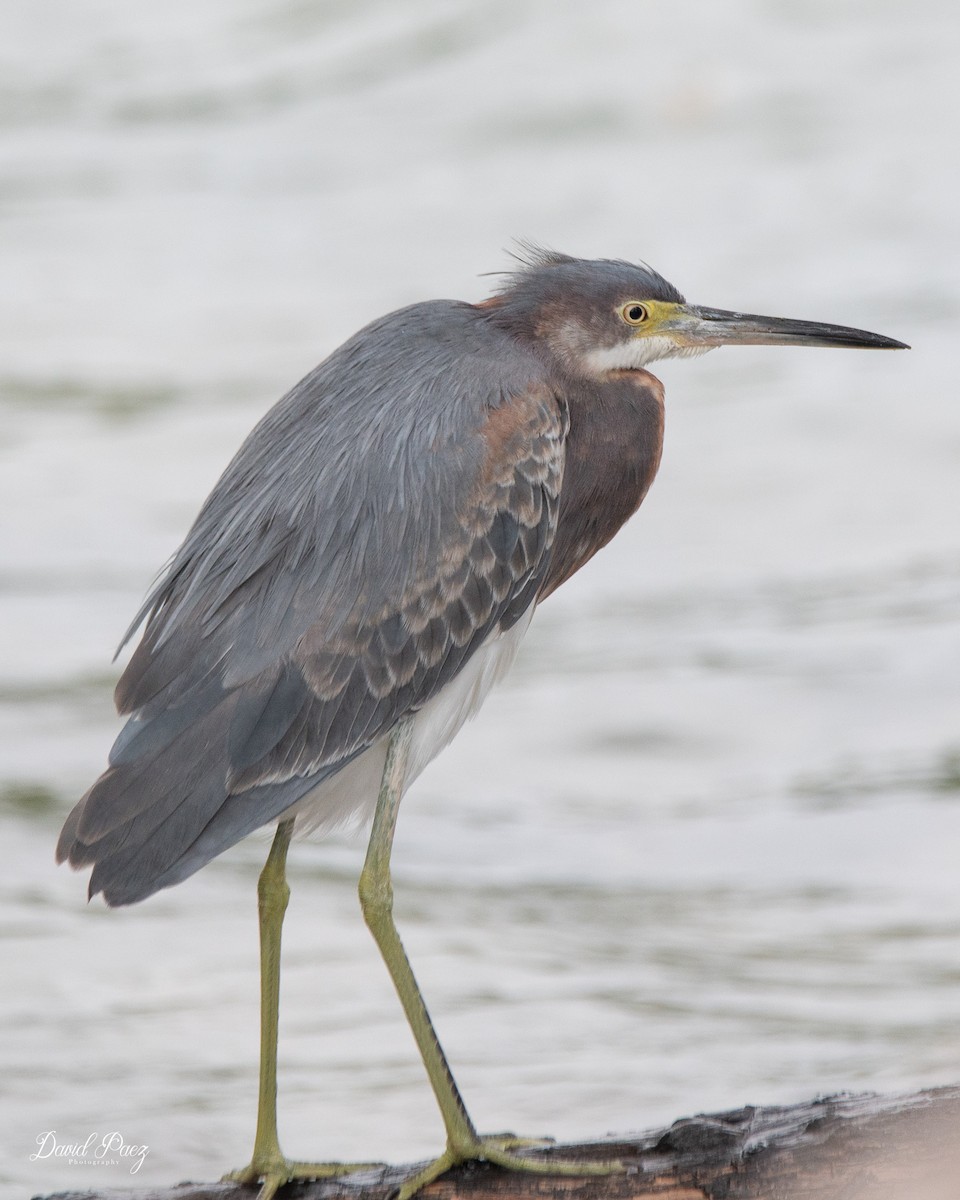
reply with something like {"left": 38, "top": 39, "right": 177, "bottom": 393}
{"left": 620, "top": 302, "right": 650, "bottom": 325}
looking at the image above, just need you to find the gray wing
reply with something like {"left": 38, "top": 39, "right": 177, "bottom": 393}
{"left": 57, "top": 302, "right": 565, "bottom": 905}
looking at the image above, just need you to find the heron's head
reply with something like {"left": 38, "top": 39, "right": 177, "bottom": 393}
{"left": 487, "top": 247, "right": 907, "bottom": 379}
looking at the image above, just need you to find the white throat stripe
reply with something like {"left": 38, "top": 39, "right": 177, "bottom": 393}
{"left": 584, "top": 337, "right": 712, "bottom": 373}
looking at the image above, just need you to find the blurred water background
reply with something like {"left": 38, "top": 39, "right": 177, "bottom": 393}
{"left": 2, "top": 0, "right": 959, "bottom": 1194}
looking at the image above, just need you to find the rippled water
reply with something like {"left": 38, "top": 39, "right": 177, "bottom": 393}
{"left": 3, "top": 1, "right": 959, "bottom": 1194}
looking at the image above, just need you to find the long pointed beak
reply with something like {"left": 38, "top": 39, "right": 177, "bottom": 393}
{"left": 671, "top": 305, "right": 909, "bottom": 351}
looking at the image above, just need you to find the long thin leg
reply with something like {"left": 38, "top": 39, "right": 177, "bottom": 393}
{"left": 359, "top": 719, "right": 623, "bottom": 1199}
{"left": 251, "top": 816, "right": 294, "bottom": 1172}
{"left": 225, "top": 818, "right": 380, "bottom": 1199}
{"left": 359, "top": 720, "right": 478, "bottom": 1144}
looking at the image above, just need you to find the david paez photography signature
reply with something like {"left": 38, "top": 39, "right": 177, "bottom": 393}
{"left": 31, "top": 1131, "right": 149, "bottom": 1174}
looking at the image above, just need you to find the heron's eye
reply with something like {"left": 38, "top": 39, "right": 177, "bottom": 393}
{"left": 620, "top": 302, "right": 650, "bottom": 325}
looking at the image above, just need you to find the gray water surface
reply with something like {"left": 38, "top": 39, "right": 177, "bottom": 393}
{"left": 3, "top": 1, "right": 959, "bottom": 1195}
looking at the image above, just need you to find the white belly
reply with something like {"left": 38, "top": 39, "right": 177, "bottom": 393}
{"left": 287, "top": 606, "right": 535, "bottom": 837}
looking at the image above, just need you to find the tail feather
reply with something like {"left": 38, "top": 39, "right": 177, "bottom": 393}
{"left": 57, "top": 698, "right": 351, "bottom": 906}
{"left": 57, "top": 699, "right": 245, "bottom": 904}
{"left": 145, "top": 770, "right": 337, "bottom": 897}
{"left": 87, "top": 766, "right": 230, "bottom": 905}
{"left": 66, "top": 696, "right": 238, "bottom": 849}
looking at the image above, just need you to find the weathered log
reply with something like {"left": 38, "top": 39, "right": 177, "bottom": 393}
{"left": 33, "top": 1085, "right": 960, "bottom": 1200}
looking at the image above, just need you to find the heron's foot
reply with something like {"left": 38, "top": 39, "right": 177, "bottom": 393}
{"left": 224, "top": 1154, "right": 384, "bottom": 1200}
{"left": 396, "top": 1132, "right": 624, "bottom": 1200}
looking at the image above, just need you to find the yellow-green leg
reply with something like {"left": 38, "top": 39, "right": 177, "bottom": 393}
{"left": 359, "top": 718, "right": 623, "bottom": 1200}
{"left": 224, "top": 817, "right": 381, "bottom": 1199}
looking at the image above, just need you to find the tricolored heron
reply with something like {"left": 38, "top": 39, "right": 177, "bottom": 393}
{"left": 57, "top": 249, "right": 907, "bottom": 1198}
